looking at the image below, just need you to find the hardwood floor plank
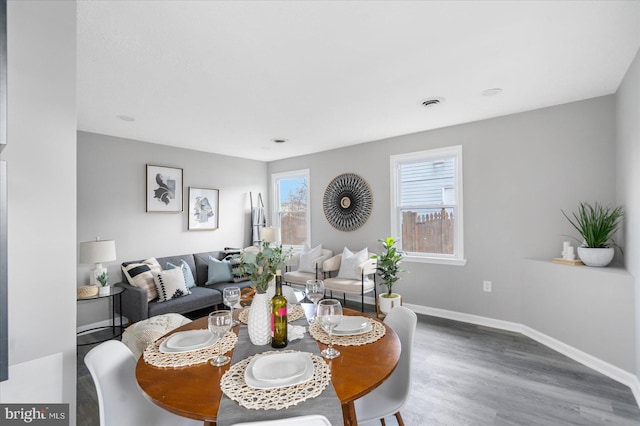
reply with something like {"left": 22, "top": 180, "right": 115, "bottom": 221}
{"left": 76, "top": 308, "right": 640, "bottom": 426}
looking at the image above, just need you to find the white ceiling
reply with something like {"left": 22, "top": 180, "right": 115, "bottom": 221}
{"left": 77, "top": 1, "right": 640, "bottom": 162}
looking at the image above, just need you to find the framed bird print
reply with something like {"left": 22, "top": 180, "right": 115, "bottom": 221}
{"left": 188, "top": 187, "right": 219, "bottom": 230}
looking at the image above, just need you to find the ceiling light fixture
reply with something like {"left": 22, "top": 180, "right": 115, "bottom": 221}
{"left": 420, "top": 97, "right": 445, "bottom": 108}
{"left": 116, "top": 114, "right": 136, "bottom": 122}
{"left": 272, "top": 138, "right": 287, "bottom": 144}
{"left": 481, "top": 88, "right": 502, "bottom": 97}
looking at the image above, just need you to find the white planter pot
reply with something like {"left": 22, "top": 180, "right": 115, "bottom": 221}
{"left": 247, "top": 292, "right": 271, "bottom": 345}
{"left": 577, "top": 246, "right": 615, "bottom": 267}
{"left": 98, "top": 285, "right": 110, "bottom": 296}
{"left": 378, "top": 293, "right": 402, "bottom": 315}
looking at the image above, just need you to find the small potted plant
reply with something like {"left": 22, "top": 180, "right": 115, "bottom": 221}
{"left": 562, "top": 201, "right": 623, "bottom": 267}
{"left": 372, "top": 237, "right": 406, "bottom": 315}
{"left": 97, "top": 271, "right": 110, "bottom": 296}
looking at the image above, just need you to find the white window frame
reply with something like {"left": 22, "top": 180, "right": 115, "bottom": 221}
{"left": 271, "top": 169, "right": 310, "bottom": 250}
{"left": 390, "top": 145, "right": 466, "bottom": 266}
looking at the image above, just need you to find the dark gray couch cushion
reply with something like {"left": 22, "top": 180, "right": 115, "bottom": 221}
{"left": 147, "top": 286, "right": 222, "bottom": 318}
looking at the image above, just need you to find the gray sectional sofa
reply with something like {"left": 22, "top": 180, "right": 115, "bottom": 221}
{"left": 115, "top": 250, "right": 252, "bottom": 323}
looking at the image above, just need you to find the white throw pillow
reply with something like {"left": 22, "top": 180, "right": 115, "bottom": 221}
{"left": 337, "top": 247, "right": 368, "bottom": 279}
{"left": 298, "top": 244, "right": 323, "bottom": 273}
{"left": 153, "top": 267, "right": 191, "bottom": 302}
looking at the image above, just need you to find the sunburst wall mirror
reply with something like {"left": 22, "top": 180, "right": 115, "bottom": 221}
{"left": 323, "top": 173, "right": 373, "bottom": 231}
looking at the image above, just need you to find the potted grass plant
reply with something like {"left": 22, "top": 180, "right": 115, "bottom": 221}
{"left": 372, "top": 237, "right": 406, "bottom": 315}
{"left": 562, "top": 201, "right": 623, "bottom": 267}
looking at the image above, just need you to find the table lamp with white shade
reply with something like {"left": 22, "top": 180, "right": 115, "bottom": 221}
{"left": 261, "top": 227, "right": 281, "bottom": 245}
{"left": 80, "top": 238, "right": 116, "bottom": 287}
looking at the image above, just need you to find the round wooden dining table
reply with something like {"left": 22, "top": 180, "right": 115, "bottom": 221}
{"left": 135, "top": 306, "right": 401, "bottom": 426}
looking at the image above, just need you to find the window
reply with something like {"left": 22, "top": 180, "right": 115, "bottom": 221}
{"left": 390, "top": 146, "right": 465, "bottom": 265}
{"left": 272, "top": 169, "right": 310, "bottom": 248}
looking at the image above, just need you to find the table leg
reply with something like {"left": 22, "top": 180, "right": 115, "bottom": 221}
{"left": 203, "top": 422, "right": 216, "bottom": 426}
{"left": 342, "top": 402, "right": 358, "bottom": 426}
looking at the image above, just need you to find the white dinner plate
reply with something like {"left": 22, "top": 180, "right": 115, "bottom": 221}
{"left": 159, "top": 330, "right": 218, "bottom": 354}
{"left": 252, "top": 352, "right": 308, "bottom": 381}
{"left": 165, "top": 330, "right": 215, "bottom": 350}
{"left": 334, "top": 316, "right": 369, "bottom": 333}
{"left": 331, "top": 321, "right": 373, "bottom": 336}
{"left": 245, "top": 352, "right": 314, "bottom": 389}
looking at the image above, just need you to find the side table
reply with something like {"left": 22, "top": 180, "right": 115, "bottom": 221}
{"left": 77, "top": 286, "right": 125, "bottom": 347}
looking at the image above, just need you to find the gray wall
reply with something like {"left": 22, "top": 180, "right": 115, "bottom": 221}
{"left": 616, "top": 47, "right": 640, "bottom": 376}
{"left": 0, "top": 0, "right": 77, "bottom": 421}
{"left": 77, "top": 131, "right": 267, "bottom": 327}
{"left": 269, "top": 95, "right": 635, "bottom": 371}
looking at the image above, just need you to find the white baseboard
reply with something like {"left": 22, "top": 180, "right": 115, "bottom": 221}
{"left": 404, "top": 303, "right": 640, "bottom": 408}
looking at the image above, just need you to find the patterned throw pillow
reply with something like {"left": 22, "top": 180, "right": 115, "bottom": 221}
{"left": 166, "top": 260, "right": 196, "bottom": 289}
{"left": 122, "top": 258, "right": 162, "bottom": 301}
{"left": 206, "top": 256, "right": 233, "bottom": 285}
{"left": 337, "top": 247, "right": 368, "bottom": 279}
{"left": 298, "top": 244, "right": 322, "bottom": 273}
{"left": 153, "top": 268, "right": 191, "bottom": 302}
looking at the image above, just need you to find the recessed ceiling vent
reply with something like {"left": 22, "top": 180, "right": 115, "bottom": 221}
{"left": 420, "top": 97, "right": 445, "bottom": 108}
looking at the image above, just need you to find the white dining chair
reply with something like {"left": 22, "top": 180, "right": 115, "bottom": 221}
{"left": 84, "top": 340, "right": 200, "bottom": 426}
{"left": 231, "top": 414, "right": 331, "bottom": 425}
{"left": 353, "top": 306, "right": 417, "bottom": 425}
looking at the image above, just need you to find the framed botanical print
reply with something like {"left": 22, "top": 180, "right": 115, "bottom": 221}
{"left": 146, "top": 164, "right": 183, "bottom": 213}
{"left": 188, "top": 187, "right": 219, "bottom": 230}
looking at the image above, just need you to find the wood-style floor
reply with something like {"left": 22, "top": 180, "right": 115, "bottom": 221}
{"left": 77, "top": 304, "right": 640, "bottom": 426}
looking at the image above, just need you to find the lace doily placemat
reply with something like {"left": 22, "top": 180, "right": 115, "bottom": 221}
{"left": 238, "top": 304, "right": 305, "bottom": 324}
{"left": 142, "top": 331, "right": 238, "bottom": 368}
{"left": 309, "top": 317, "right": 385, "bottom": 346}
{"left": 220, "top": 351, "right": 330, "bottom": 411}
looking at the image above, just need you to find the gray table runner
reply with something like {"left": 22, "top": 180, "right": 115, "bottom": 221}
{"left": 216, "top": 307, "right": 344, "bottom": 425}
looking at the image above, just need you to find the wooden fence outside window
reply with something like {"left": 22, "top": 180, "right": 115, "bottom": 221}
{"left": 401, "top": 209, "right": 454, "bottom": 254}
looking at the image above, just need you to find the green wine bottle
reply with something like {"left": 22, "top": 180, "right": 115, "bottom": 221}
{"left": 270, "top": 270, "right": 288, "bottom": 348}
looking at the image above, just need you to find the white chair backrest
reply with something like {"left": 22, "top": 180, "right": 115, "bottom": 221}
{"left": 383, "top": 306, "right": 418, "bottom": 401}
{"left": 84, "top": 340, "right": 198, "bottom": 426}
{"left": 231, "top": 414, "right": 331, "bottom": 425}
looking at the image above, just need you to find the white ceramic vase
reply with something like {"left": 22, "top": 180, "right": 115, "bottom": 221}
{"left": 98, "top": 285, "right": 110, "bottom": 296}
{"left": 378, "top": 293, "right": 402, "bottom": 315}
{"left": 577, "top": 246, "right": 615, "bottom": 267}
{"left": 248, "top": 292, "right": 271, "bottom": 345}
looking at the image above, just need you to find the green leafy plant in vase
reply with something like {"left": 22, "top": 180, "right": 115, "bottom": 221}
{"left": 372, "top": 237, "right": 406, "bottom": 315}
{"left": 236, "top": 243, "right": 291, "bottom": 294}
{"left": 234, "top": 243, "right": 291, "bottom": 345}
{"left": 562, "top": 201, "right": 623, "bottom": 267}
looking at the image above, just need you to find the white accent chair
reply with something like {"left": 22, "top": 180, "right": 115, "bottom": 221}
{"left": 283, "top": 248, "right": 333, "bottom": 288}
{"left": 353, "top": 306, "right": 417, "bottom": 425}
{"left": 231, "top": 415, "right": 331, "bottom": 425}
{"left": 321, "top": 252, "right": 377, "bottom": 311}
{"left": 84, "top": 340, "right": 201, "bottom": 426}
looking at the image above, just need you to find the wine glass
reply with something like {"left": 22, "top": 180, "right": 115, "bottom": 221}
{"left": 223, "top": 286, "right": 241, "bottom": 326}
{"left": 305, "top": 279, "right": 325, "bottom": 323}
{"left": 208, "top": 310, "right": 232, "bottom": 366}
{"left": 316, "top": 299, "right": 342, "bottom": 359}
